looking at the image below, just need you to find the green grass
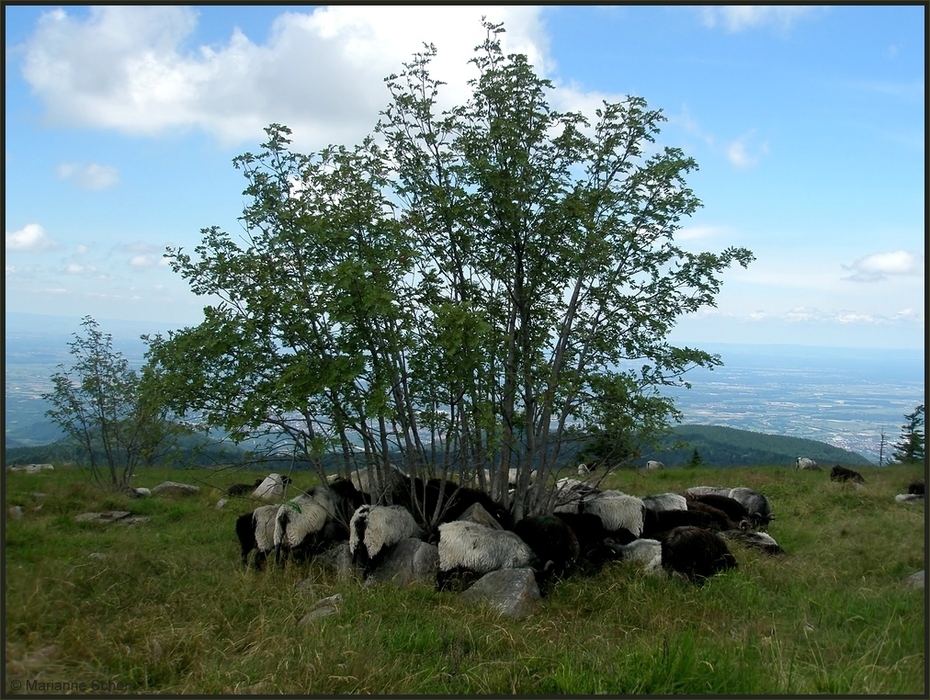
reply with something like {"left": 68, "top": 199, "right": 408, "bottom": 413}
{"left": 4, "top": 464, "right": 926, "bottom": 694}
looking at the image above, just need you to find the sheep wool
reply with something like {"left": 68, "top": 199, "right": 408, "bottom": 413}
{"left": 582, "top": 491, "right": 645, "bottom": 536}
{"left": 349, "top": 505, "right": 422, "bottom": 565}
{"left": 437, "top": 520, "right": 536, "bottom": 574}
{"left": 274, "top": 489, "right": 335, "bottom": 551}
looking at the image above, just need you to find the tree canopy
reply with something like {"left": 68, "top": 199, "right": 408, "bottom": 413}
{"left": 147, "top": 22, "right": 754, "bottom": 524}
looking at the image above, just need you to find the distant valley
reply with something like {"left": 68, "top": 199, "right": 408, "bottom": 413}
{"left": 4, "top": 313, "right": 925, "bottom": 464}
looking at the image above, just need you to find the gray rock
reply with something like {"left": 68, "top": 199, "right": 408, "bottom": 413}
{"left": 459, "top": 567, "right": 541, "bottom": 619}
{"left": 215, "top": 498, "right": 229, "bottom": 509}
{"left": 89, "top": 552, "right": 107, "bottom": 560}
{"left": 131, "top": 487, "right": 152, "bottom": 498}
{"left": 315, "top": 542, "right": 357, "bottom": 582}
{"left": 905, "top": 570, "right": 924, "bottom": 589}
{"left": 9, "top": 505, "right": 24, "bottom": 520}
{"left": 456, "top": 502, "right": 504, "bottom": 529}
{"left": 366, "top": 538, "right": 439, "bottom": 586}
{"left": 152, "top": 481, "right": 200, "bottom": 495}
{"left": 75, "top": 511, "right": 133, "bottom": 523}
{"left": 298, "top": 594, "right": 342, "bottom": 626}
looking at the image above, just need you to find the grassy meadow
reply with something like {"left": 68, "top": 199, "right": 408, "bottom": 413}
{"left": 4, "top": 463, "right": 926, "bottom": 695}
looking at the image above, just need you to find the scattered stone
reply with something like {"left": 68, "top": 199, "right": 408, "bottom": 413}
{"left": 7, "top": 463, "right": 55, "bottom": 473}
{"left": 459, "top": 568, "right": 541, "bottom": 619}
{"left": 9, "top": 505, "right": 24, "bottom": 520}
{"left": 32, "top": 492, "right": 48, "bottom": 499}
{"left": 89, "top": 552, "right": 107, "bottom": 560}
{"left": 365, "top": 538, "right": 439, "bottom": 586}
{"left": 216, "top": 498, "right": 229, "bottom": 509}
{"left": 456, "top": 502, "right": 504, "bottom": 529}
{"left": 298, "top": 594, "right": 342, "bottom": 626}
{"left": 315, "top": 542, "right": 356, "bottom": 582}
{"left": 131, "top": 487, "right": 152, "bottom": 498}
{"left": 905, "top": 570, "right": 924, "bottom": 590}
{"left": 19, "top": 644, "right": 61, "bottom": 670}
{"left": 75, "top": 511, "right": 133, "bottom": 523}
{"left": 294, "top": 578, "right": 316, "bottom": 596}
{"left": 151, "top": 481, "right": 200, "bottom": 495}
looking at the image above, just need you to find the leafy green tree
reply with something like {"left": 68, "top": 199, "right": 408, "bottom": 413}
{"left": 890, "top": 404, "right": 925, "bottom": 465}
{"left": 43, "top": 316, "right": 181, "bottom": 490}
{"left": 148, "top": 21, "right": 753, "bottom": 524}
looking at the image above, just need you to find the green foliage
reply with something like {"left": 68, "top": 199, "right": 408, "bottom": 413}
{"left": 890, "top": 404, "right": 924, "bottom": 465}
{"left": 41, "top": 317, "right": 187, "bottom": 491}
{"left": 4, "top": 464, "right": 924, "bottom": 694}
{"left": 149, "top": 20, "right": 753, "bottom": 523}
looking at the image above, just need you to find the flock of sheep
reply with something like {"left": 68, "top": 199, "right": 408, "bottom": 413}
{"left": 230, "top": 466, "right": 791, "bottom": 593}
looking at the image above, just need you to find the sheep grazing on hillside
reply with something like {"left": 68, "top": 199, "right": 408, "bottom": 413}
{"left": 644, "top": 460, "right": 664, "bottom": 470}
{"left": 682, "top": 499, "right": 739, "bottom": 532}
{"left": 830, "top": 465, "right": 865, "bottom": 484}
{"left": 274, "top": 480, "right": 364, "bottom": 564}
{"left": 642, "top": 507, "right": 723, "bottom": 539}
{"left": 235, "top": 503, "right": 280, "bottom": 569}
{"left": 348, "top": 464, "right": 409, "bottom": 506}
{"left": 641, "top": 493, "right": 688, "bottom": 513}
{"left": 727, "top": 487, "right": 774, "bottom": 531}
{"left": 683, "top": 486, "right": 731, "bottom": 499}
{"left": 436, "top": 520, "right": 539, "bottom": 591}
{"left": 658, "top": 526, "right": 738, "bottom": 583}
{"left": 610, "top": 538, "right": 663, "bottom": 574}
{"left": 227, "top": 478, "right": 263, "bottom": 497}
{"left": 795, "top": 457, "right": 819, "bottom": 470}
{"left": 907, "top": 480, "right": 925, "bottom": 495}
{"left": 720, "top": 529, "right": 785, "bottom": 555}
{"left": 581, "top": 491, "right": 645, "bottom": 537}
{"left": 349, "top": 504, "right": 423, "bottom": 576}
{"left": 684, "top": 493, "right": 751, "bottom": 527}
{"left": 512, "top": 515, "right": 580, "bottom": 582}
{"left": 252, "top": 473, "right": 293, "bottom": 501}
{"left": 553, "top": 478, "right": 601, "bottom": 514}
{"left": 554, "top": 512, "right": 634, "bottom": 574}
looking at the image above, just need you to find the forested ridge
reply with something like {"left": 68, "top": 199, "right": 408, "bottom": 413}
{"left": 5, "top": 424, "right": 873, "bottom": 469}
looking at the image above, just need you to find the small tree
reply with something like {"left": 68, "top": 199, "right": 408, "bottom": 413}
{"left": 687, "top": 449, "right": 703, "bottom": 469}
{"left": 43, "top": 316, "right": 177, "bottom": 490}
{"left": 890, "top": 404, "right": 925, "bottom": 465}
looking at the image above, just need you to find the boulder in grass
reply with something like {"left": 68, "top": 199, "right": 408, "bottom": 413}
{"left": 151, "top": 481, "right": 200, "bottom": 495}
{"left": 365, "top": 538, "right": 439, "bottom": 587}
{"left": 459, "top": 567, "right": 541, "bottom": 619}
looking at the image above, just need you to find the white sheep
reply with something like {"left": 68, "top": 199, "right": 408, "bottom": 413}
{"left": 273, "top": 488, "right": 337, "bottom": 562}
{"left": 252, "top": 473, "right": 292, "bottom": 501}
{"left": 582, "top": 490, "right": 645, "bottom": 537}
{"left": 641, "top": 492, "right": 688, "bottom": 512}
{"left": 349, "top": 504, "right": 423, "bottom": 574}
{"left": 235, "top": 503, "right": 280, "bottom": 568}
{"left": 611, "top": 537, "right": 663, "bottom": 573}
{"left": 553, "top": 478, "right": 601, "bottom": 514}
{"left": 436, "top": 520, "right": 538, "bottom": 590}
{"left": 683, "top": 486, "right": 732, "bottom": 498}
{"left": 348, "top": 464, "right": 408, "bottom": 504}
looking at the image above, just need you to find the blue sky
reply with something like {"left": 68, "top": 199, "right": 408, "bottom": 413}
{"left": 4, "top": 5, "right": 925, "bottom": 349}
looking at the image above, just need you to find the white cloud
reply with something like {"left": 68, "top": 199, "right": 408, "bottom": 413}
{"left": 699, "top": 6, "right": 819, "bottom": 33}
{"left": 726, "top": 131, "right": 769, "bottom": 169}
{"left": 65, "top": 262, "right": 99, "bottom": 276}
{"left": 18, "top": 6, "right": 550, "bottom": 149}
{"left": 128, "top": 254, "right": 168, "bottom": 268}
{"left": 57, "top": 162, "right": 120, "bottom": 190}
{"left": 841, "top": 250, "right": 923, "bottom": 282}
{"left": 6, "top": 223, "right": 59, "bottom": 252}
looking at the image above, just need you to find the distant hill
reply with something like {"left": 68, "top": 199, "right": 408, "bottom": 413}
{"left": 651, "top": 424, "right": 873, "bottom": 467}
{"left": 5, "top": 423, "right": 874, "bottom": 469}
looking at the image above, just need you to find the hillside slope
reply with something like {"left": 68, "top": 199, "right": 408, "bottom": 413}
{"left": 652, "top": 424, "right": 873, "bottom": 467}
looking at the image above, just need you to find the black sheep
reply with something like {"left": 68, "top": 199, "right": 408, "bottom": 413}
{"left": 512, "top": 515, "right": 580, "bottom": 582}
{"left": 659, "top": 526, "right": 738, "bottom": 583}
{"left": 830, "top": 465, "right": 865, "bottom": 484}
{"left": 642, "top": 507, "right": 719, "bottom": 539}
{"left": 908, "top": 480, "right": 925, "bottom": 495}
{"left": 685, "top": 499, "right": 740, "bottom": 531}
{"left": 554, "top": 512, "right": 635, "bottom": 574}
{"left": 685, "top": 493, "right": 750, "bottom": 526}
{"left": 227, "top": 478, "right": 263, "bottom": 497}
